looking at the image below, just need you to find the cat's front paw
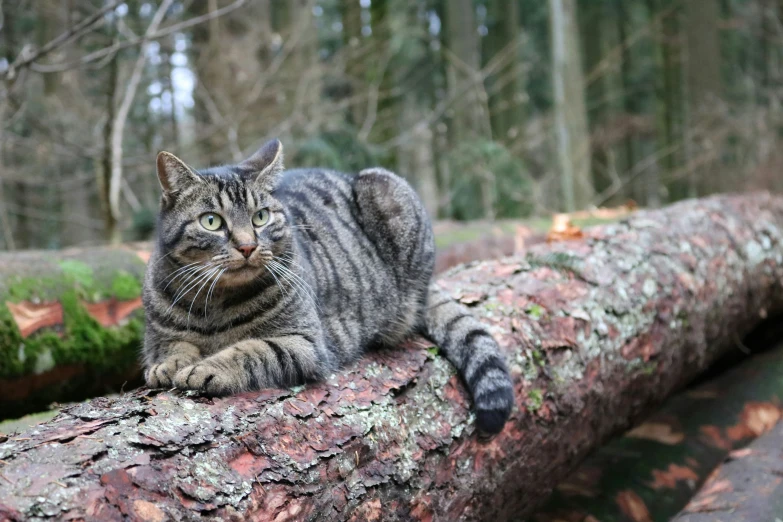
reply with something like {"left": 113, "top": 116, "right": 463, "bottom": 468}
{"left": 146, "top": 355, "right": 196, "bottom": 389}
{"left": 173, "top": 361, "right": 242, "bottom": 395}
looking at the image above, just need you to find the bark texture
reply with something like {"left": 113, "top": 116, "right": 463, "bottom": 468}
{"left": 1, "top": 193, "right": 783, "bottom": 521}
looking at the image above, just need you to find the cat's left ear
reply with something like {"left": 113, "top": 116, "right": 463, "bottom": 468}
{"left": 239, "top": 139, "right": 284, "bottom": 191}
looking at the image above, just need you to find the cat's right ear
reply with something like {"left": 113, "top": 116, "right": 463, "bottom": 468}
{"left": 156, "top": 151, "right": 202, "bottom": 198}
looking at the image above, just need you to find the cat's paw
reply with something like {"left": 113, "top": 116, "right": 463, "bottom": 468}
{"left": 146, "top": 355, "right": 196, "bottom": 389}
{"left": 173, "top": 362, "right": 241, "bottom": 395}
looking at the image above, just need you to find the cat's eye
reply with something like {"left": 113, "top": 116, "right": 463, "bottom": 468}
{"left": 252, "top": 209, "right": 270, "bottom": 227}
{"left": 199, "top": 213, "right": 223, "bottom": 231}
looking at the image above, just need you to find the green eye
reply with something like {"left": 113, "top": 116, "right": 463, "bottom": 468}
{"left": 252, "top": 209, "right": 270, "bottom": 227}
{"left": 199, "top": 213, "right": 223, "bottom": 231}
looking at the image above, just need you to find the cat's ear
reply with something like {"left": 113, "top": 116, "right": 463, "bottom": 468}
{"left": 239, "top": 139, "right": 284, "bottom": 190}
{"left": 156, "top": 151, "right": 202, "bottom": 197}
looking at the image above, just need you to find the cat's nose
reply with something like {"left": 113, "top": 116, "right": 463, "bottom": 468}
{"left": 236, "top": 244, "right": 257, "bottom": 258}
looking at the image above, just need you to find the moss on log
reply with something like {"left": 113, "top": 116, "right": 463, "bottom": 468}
{"left": 0, "top": 193, "right": 783, "bottom": 521}
{"left": 0, "top": 245, "right": 149, "bottom": 418}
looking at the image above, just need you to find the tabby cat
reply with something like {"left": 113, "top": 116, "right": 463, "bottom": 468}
{"left": 142, "top": 139, "right": 514, "bottom": 434}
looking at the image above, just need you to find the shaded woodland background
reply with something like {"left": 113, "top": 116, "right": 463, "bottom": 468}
{"left": 0, "top": 0, "right": 780, "bottom": 250}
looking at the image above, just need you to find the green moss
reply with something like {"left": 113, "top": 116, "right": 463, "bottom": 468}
{"left": 527, "top": 389, "right": 544, "bottom": 411}
{"left": 526, "top": 304, "right": 543, "bottom": 319}
{"left": 427, "top": 346, "right": 440, "bottom": 357}
{"left": 531, "top": 349, "right": 545, "bottom": 366}
{"left": 111, "top": 270, "right": 142, "bottom": 300}
{"left": 58, "top": 260, "right": 95, "bottom": 289}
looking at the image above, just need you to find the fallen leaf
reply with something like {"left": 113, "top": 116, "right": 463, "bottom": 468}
{"left": 547, "top": 214, "right": 584, "bottom": 242}
{"left": 699, "top": 425, "right": 732, "bottom": 450}
{"left": 728, "top": 448, "right": 754, "bottom": 459}
{"left": 649, "top": 464, "right": 699, "bottom": 490}
{"left": 6, "top": 300, "right": 64, "bottom": 338}
{"left": 727, "top": 402, "right": 782, "bottom": 440}
{"left": 626, "top": 422, "right": 684, "bottom": 445}
{"left": 616, "top": 490, "right": 652, "bottom": 522}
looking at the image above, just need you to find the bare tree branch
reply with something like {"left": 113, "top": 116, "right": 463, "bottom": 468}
{"left": 29, "top": 0, "right": 248, "bottom": 74}
{"left": 108, "top": 0, "right": 174, "bottom": 243}
{"left": 4, "top": 0, "right": 123, "bottom": 79}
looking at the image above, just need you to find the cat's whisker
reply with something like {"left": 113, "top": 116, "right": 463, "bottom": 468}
{"left": 168, "top": 265, "right": 219, "bottom": 312}
{"left": 161, "top": 262, "right": 202, "bottom": 288}
{"left": 162, "top": 262, "right": 217, "bottom": 293}
{"left": 264, "top": 265, "right": 288, "bottom": 299}
{"left": 204, "top": 267, "right": 228, "bottom": 318}
{"left": 268, "top": 259, "right": 319, "bottom": 309}
{"left": 187, "top": 267, "right": 221, "bottom": 327}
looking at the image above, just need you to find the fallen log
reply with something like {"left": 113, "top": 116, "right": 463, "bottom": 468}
{"left": 672, "top": 417, "right": 783, "bottom": 521}
{"left": 0, "top": 223, "right": 533, "bottom": 420}
{"left": 1, "top": 193, "right": 782, "bottom": 521}
{"left": 533, "top": 341, "right": 783, "bottom": 522}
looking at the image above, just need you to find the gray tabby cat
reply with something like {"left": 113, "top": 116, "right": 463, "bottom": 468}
{"left": 142, "top": 139, "right": 514, "bottom": 434}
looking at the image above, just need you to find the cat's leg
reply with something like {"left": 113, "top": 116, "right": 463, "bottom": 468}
{"left": 353, "top": 167, "right": 435, "bottom": 342}
{"left": 145, "top": 341, "right": 202, "bottom": 388}
{"left": 353, "top": 167, "right": 435, "bottom": 279}
{"left": 172, "top": 334, "right": 326, "bottom": 395}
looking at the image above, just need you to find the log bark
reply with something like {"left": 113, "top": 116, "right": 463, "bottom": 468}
{"left": 1, "top": 193, "right": 783, "bottom": 521}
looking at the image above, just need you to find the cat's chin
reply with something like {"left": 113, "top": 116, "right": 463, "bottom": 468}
{"left": 220, "top": 266, "right": 264, "bottom": 286}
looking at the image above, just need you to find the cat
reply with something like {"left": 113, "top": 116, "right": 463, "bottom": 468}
{"left": 141, "top": 139, "right": 514, "bottom": 434}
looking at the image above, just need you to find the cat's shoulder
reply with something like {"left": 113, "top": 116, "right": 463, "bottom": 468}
{"left": 276, "top": 168, "right": 355, "bottom": 191}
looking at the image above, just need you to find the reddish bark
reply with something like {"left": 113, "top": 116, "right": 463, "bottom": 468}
{"left": 1, "top": 193, "right": 783, "bottom": 521}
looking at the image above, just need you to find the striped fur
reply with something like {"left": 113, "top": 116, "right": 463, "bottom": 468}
{"left": 142, "top": 139, "right": 514, "bottom": 434}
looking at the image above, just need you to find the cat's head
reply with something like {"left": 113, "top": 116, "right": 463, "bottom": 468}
{"left": 154, "top": 139, "right": 290, "bottom": 286}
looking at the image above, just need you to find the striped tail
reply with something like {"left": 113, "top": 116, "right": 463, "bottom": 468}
{"left": 424, "top": 284, "right": 514, "bottom": 435}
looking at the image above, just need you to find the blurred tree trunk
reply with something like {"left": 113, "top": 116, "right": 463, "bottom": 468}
{"left": 444, "top": 0, "right": 493, "bottom": 218}
{"left": 550, "top": 0, "right": 593, "bottom": 211}
{"left": 614, "top": 0, "right": 637, "bottom": 203}
{"left": 579, "top": 0, "right": 611, "bottom": 199}
{"left": 56, "top": 3, "right": 94, "bottom": 247}
{"left": 340, "top": 0, "right": 365, "bottom": 127}
{"left": 683, "top": 0, "right": 722, "bottom": 198}
{"left": 484, "top": 0, "right": 523, "bottom": 144}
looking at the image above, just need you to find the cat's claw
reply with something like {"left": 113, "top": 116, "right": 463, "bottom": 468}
{"left": 173, "top": 362, "right": 238, "bottom": 395}
{"left": 145, "top": 355, "right": 198, "bottom": 389}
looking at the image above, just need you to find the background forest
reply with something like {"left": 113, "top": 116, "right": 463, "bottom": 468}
{"left": 0, "top": 0, "right": 778, "bottom": 250}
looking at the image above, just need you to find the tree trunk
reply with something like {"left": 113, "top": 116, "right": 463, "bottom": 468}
{"left": 1, "top": 193, "right": 783, "bottom": 520}
{"left": 484, "top": 0, "right": 523, "bottom": 144}
{"left": 550, "top": 0, "right": 593, "bottom": 211}
{"left": 683, "top": 0, "right": 722, "bottom": 198}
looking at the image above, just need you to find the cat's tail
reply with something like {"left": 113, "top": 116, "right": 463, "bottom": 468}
{"left": 423, "top": 284, "right": 515, "bottom": 435}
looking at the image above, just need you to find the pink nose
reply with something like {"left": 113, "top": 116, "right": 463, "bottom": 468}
{"left": 237, "top": 244, "right": 257, "bottom": 258}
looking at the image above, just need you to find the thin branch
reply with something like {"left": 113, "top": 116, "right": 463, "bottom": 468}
{"left": 108, "top": 0, "right": 174, "bottom": 242}
{"left": 30, "top": 0, "right": 248, "bottom": 74}
{"left": 5, "top": 0, "right": 123, "bottom": 79}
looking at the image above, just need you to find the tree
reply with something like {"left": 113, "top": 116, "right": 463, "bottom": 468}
{"left": 550, "top": 0, "right": 593, "bottom": 211}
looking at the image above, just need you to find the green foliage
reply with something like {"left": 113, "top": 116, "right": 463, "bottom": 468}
{"left": 293, "top": 127, "right": 378, "bottom": 173}
{"left": 447, "top": 139, "right": 533, "bottom": 220}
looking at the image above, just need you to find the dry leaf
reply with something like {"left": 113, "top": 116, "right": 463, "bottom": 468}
{"left": 616, "top": 490, "right": 653, "bottom": 522}
{"left": 547, "top": 214, "right": 584, "bottom": 242}
{"left": 5, "top": 300, "right": 65, "bottom": 338}
{"left": 626, "top": 422, "right": 685, "bottom": 445}
{"left": 727, "top": 402, "right": 782, "bottom": 440}
{"left": 649, "top": 464, "right": 699, "bottom": 490}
